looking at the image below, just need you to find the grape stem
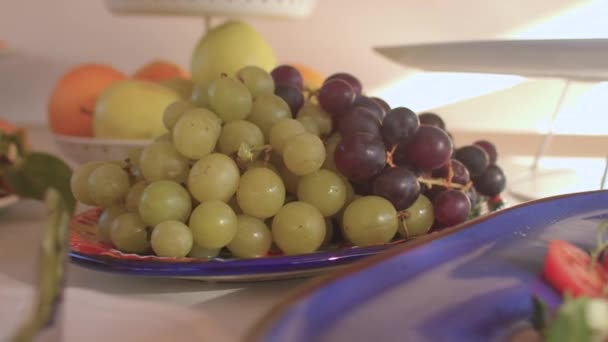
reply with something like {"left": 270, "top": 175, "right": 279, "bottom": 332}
{"left": 589, "top": 220, "right": 608, "bottom": 271}
{"left": 386, "top": 144, "right": 397, "bottom": 168}
{"left": 397, "top": 210, "right": 410, "bottom": 240}
{"left": 417, "top": 176, "right": 469, "bottom": 191}
{"left": 236, "top": 143, "right": 273, "bottom": 163}
{"left": 446, "top": 160, "right": 454, "bottom": 186}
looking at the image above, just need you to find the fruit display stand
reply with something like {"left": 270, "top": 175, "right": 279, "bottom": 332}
{"left": 104, "top": 0, "right": 318, "bottom": 19}
{"left": 375, "top": 38, "right": 608, "bottom": 200}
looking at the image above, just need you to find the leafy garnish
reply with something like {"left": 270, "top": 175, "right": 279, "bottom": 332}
{"left": 532, "top": 296, "right": 552, "bottom": 332}
{"left": 0, "top": 131, "right": 75, "bottom": 342}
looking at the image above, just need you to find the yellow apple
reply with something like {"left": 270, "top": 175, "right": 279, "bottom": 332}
{"left": 191, "top": 20, "right": 276, "bottom": 84}
{"left": 160, "top": 78, "right": 194, "bottom": 100}
{"left": 94, "top": 80, "right": 180, "bottom": 139}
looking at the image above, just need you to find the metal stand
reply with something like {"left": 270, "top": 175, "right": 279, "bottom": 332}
{"left": 509, "top": 79, "right": 585, "bottom": 200}
{"left": 531, "top": 80, "right": 571, "bottom": 170}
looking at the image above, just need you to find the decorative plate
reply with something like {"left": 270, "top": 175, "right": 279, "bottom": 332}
{"left": 247, "top": 190, "right": 608, "bottom": 341}
{"left": 69, "top": 208, "right": 406, "bottom": 282}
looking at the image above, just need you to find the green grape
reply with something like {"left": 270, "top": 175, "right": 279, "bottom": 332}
{"left": 236, "top": 65, "right": 274, "bottom": 98}
{"left": 342, "top": 196, "right": 398, "bottom": 247}
{"left": 188, "top": 244, "right": 220, "bottom": 259}
{"left": 172, "top": 108, "right": 221, "bottom": 159}
{"left": 297, "top": 102, "right": 332, "bottom": 136}
{"left": 247, "top": 93, "right": 291, "bottom": 139}
{"left": 243, "top": 160, "right": 279, "bottom": 174}
{"left": 271, "top": 201, "right": 325, "bottom": 255}
{"left": 237, "top": 167, "right": 285, "bottom": 219}
{"left": 187, "top": 153, "right": 240, "bottom": 202}
{"left": 70, "top": 161, "right": 103, "bottom": 205}
{"left": 342, "top": 177, "right": 355, "bottom": 205}
{"left": 97, "top": 206, "right": 126, "bottom": 243}
{"left": 400, "top": 194, "right": 434, "bottom": 237}
{"left": 273, "top": 156, "right": 299, "bottom": 194}
{"left": 191, "top": 80, "right": 211, "bottom": 108}
{"left": 138, "top": 180, "right": 192, "bottom": 226}
{"left": 189, "top": 200, "right": 237, "bottom": 249}
{"left": 282, "top": 133, "right": 326, "bottom": 176}
{"left": 227, "top": 215, "right": 272, "bottom": 258}
{"left": 128, "top": 147, "right": 143, "bottom": 170}
{"left": 139, "top": 141, "right": 189, "bottom": 183}
{"left": 297, "top": 116, "right": 321, "bottom": 136}
{"left": 322, "top": 132, "right": 341, "bottom": 172}
{"left": 125, "top": 180, "right": 148, "bottom": 212}
{"left": 151, "top": 220, "right": 193, "bottom": 257}
{"left": 218, "top": 119, "right": 264, "bottom": 156}
{"left": 110, "top": 212, "right": 150, "bottom": 253}
{"left": 208, "top": 76, "right": 252, "bottom": 122}
{"left": 88, "top": 163, "right": 130, "bottom": 207}
{"left": 269, "top": 118, "right": 306, "bottom": 155}
{"left": 163, "top": 100, "right": 194, "bottom": 130}
{"left": 297, "top": 169, "right": 346, "bottom": 217}
{"left": 323, "top": 218, "right": 334, "bottom": 246}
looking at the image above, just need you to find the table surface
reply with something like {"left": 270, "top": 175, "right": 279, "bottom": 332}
{"left": 0, "top": 125, "right": 530, "bottom": 341}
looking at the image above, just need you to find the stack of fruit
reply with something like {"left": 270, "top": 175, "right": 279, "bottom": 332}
{"left": 70, "top": 60, "right": 507, "bottom": 260}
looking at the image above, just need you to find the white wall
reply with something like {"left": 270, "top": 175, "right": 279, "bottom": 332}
{"left": 0, "top": 0, "right": 593, "bottom": 125}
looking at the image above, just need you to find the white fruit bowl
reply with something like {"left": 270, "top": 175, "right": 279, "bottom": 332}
{"left": 104, "top": 0, "right": 318, "bottom": 18}
{"left": 53, "top": 134, "right": 150, "bottom": 164}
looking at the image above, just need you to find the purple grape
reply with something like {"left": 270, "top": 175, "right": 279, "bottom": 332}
{"left": 353, "top": 95, "right": 385, "bottom": 123}
{"left": 351, "top": 180, "right": 373, "bottom": 196}
{"left": 274, "top": 84, "right": 304, "bottom": 116}
{"left": 370, "top": 97, "right": 391, "bottom": 113}
{"left": 381, "top": 107, "right": 419, "bottom": 148}
{"left": 335, "top": 133, "right": 386, "bottom": 182}
{"left": 433, "top": 190, "right": 471, "bottom": 227}
{"left": 419, "top": 112, "right": 446, "bottom": 130}
{"left": 325, "top": 73, "right": 362, "bottom": 95}
{"left": 372, "top": 167, "right": 420, "bottom": 210}
{"left": 454, "top": 145, "right": 489, "bottom": 178}
{"left": 424, "top": 186, "right": 446, "bottom": 202}
{"left": 271, "top": 65, "right": 303, "bottom": 90}
{"left": 473, "top": 165, "right": 506, "bottom": 197}
{"left": 318, "top": 79, "right": 356, "bottom": 115}
{"left": 432, "top": 159, "right": 470, "bottom": 185}
{"left": 473, "top": 140, "right": 498, "bottom": 165}
{"left": 403, "top": 125, "right": 453, "bottom": 171}
{"left": 338, "top": 107, "right": 381, "bottom": 136}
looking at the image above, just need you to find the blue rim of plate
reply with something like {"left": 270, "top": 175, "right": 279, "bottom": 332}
{"left": 244, "top": 189, "right": 608, "bottom": 341}
{"left": 69, "top": 241, "right": 403, "bottom": 277}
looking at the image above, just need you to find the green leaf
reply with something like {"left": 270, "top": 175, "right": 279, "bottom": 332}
{"left": 546, "top": 297, "right": 594, "bottom": 342}
{"left": 3, "top": 152, "right": 75, "bottom": 213}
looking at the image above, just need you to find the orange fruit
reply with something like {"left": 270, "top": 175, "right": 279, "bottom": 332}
{"left": 291, "top": 63, "right": 325, "bottom": 90}
{"left": 48, "top": 64, "right": 127, "bottom": 137}
{"left": 133, "top": 60, "right": 190, "bottom": 83}
{"left": 0, "top": 118, "right": 18, "bottom": 135}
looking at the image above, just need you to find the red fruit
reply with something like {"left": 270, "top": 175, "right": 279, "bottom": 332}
{"left": 543, "top": 240, "right": 608, "bottom": 298}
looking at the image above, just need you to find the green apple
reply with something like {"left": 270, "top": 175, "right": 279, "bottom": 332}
{"left": 191, "top": 20, "right": 276, "bottom": 84}
{"left": 160, "top": 78, "right": 194, "bottom": 100}
{"left": 94, "top": 80, "right": 180, "bottom": 139}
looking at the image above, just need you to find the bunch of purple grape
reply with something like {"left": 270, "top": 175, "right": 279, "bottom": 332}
{"left": 271, "top": 65, "right": 507, "bottom": 241}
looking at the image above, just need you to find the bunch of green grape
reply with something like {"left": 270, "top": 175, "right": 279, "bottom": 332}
{"left": 70, "top": 65, "right": 471, "bottom": 260}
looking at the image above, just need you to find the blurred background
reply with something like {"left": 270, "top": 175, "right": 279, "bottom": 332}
{"left": 1, "top": 0, "right": 607, "bottom": 196}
